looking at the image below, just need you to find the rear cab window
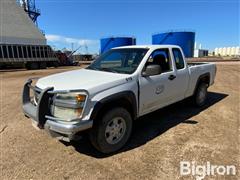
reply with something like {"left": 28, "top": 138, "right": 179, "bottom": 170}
{"left": 172, "top": 48, "right": 185, "bottom": 70}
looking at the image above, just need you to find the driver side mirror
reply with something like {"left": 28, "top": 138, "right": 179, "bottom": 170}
{"left": 142, "top": 64, "right": 162, "bottom": 77}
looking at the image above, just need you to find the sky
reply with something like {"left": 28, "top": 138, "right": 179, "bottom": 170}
{"left": 36, "top": 0, "right": 239, "bottom": 54}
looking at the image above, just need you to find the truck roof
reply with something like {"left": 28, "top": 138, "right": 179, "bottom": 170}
{"left": 113, "top": 44, "right": 181, "bottom": 50}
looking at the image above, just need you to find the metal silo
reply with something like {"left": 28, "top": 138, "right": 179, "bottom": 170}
{"left": 230, "top": 47, "right": 235, "bottom": 56}
{"left": 223, "top": 47, "right": 227, "bottom": 56}
{"left": 100, "top": 37, "right": 136, "bottom": 53}
{"left": 152, "top": 31, "right": 195, "bottom": 57}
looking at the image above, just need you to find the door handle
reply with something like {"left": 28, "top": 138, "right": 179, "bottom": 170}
{"left": 168, "top": 75, "right": 176, "bottom": 80}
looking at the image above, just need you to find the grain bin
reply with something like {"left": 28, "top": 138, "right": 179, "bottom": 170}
{"left": 152, "top": 31, "right": 195, "bottom": 57}
{"left": 100, "top": 37, "right": 136, "bottom": 53}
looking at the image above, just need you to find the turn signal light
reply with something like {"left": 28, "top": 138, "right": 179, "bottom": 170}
{"left": 76, "top": 94, "right": 86, "bottom": 102}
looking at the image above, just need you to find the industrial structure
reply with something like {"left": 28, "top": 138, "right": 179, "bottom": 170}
{"left": 152, "top": 31, "right": 195, "bottom": 58}
{"left": 194, "top": 42, "right": 208, "bottom": 57}
{"left": 17, "top": 0, "right": 40, "bottom": 25}
{"left": 100, "top": 37, "right": 136, "bottom": 53}
{"left": 0, "top": 0, "right": 58, "bottom": 69}
{"left": 194, "top": 49, "right": 208, "bottom": 58}
{"left": 73, "top": 54, "right": 94, "bottom": 62}
{"left": 214, "top": 46, "right": 240, "bottom": 57}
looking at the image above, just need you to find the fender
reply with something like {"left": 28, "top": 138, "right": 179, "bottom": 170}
{"left": 90, "top": 91, "right": 137, "bottom": 121}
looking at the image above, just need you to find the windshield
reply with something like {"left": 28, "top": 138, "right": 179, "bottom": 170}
{"left": 87, "top": 48, "right": 148, "bottom": 74}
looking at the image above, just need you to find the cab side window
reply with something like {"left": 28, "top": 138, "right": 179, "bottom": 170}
{"left": 146, "top": 49, "right": 172, "bottom": 73}
{"left": 172, "top": 48, "right": 185, "bottom": 69}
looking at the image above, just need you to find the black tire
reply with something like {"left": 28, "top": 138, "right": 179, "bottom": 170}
{"left": 193, "top": 83, "right": 208, "bottom": 107}
{"left": 53, "top": 61, "right": 59, "bottom": 68}
{"left": 39, "top": 62, "right": 47, "bottom": 69}
{"left": 26, "top": 62, "right": 39, "bottom": 70}
{"left": 89, "top": 107, "right": 132, "bottom": 154}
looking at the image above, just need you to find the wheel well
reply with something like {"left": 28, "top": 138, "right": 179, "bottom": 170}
{"left": 91, "top": 95, "right": 136, "bottom": 123}
{"left": 194, "top": 73, "right": 210, "bottom": 94}
{"left": 199, "top": 75, "right": 210, "bottom": 86}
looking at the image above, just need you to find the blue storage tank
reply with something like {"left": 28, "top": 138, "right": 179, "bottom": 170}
{"left": 100, "top": 37, "right": 136, "bottom": 53}
{"left": 152, "top": 31, "right": 195, "bottom": 57}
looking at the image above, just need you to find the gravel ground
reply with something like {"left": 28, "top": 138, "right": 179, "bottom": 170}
{"left": 0, "top": 62, "right": 239, "bottom": 180}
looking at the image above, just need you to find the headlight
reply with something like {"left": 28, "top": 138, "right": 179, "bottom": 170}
{"left": 53, "top": 106, "right": 83, "bottom": 120}
{"left": 55, "top": 93, "right": 86, "bottom": 103}
{"left": 51, "top": 92, "right": 87, "bottom": 121}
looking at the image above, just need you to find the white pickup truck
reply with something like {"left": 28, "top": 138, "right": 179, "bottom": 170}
{"left": 22, "top": 45, "right": 216, "bottom": 153}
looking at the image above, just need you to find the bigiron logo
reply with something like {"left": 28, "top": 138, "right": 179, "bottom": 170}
{"left": 180, "top": 161, "right": 237, "bottom": 180}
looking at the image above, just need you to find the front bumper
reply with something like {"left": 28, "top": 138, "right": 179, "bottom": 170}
{"left": 22, "top": 79, "right": 93, "bottom": 141}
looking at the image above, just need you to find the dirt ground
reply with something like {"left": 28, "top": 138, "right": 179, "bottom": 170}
{"left": 0, "top": 62, "right": 239, "bottom": 180}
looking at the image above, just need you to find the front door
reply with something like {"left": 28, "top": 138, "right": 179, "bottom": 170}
{"left": 139, "top": 48, "right": 177, "bottom": 116}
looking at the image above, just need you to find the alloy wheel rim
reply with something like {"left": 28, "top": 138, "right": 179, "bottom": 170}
{"left": 105, "top": 117, "right": 126, "bottom": 145}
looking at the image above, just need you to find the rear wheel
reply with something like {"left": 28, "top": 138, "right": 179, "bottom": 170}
{"left": 89, "top": 107, "right": 132, "bottom": 154}
{"left": 193, "top": 83, "right": 208, "bottom": 107}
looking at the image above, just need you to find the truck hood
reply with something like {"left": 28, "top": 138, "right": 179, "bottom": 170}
{"left": 36, "top": 69, "right": 129, "bottom": 92}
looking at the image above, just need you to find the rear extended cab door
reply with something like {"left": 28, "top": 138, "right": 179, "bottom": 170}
{"left": 138, "top": 47, "right": 190, "bottom": 116}
{"left": 170, "top": 47, "right": 190, "bottom": 101}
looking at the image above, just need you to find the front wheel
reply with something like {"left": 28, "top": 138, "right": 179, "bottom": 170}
{"left": 193, "top": 83, "right": 208, "bottom": 107}
{"left": 89, "top": 107, "right": 132, "bottom": 154}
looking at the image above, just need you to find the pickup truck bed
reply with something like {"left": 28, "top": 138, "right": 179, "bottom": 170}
{"left": 185, "top": 62, "right": 216, "bottom": 99}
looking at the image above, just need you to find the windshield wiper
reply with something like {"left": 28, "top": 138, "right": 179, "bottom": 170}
{"left": 87, "top": 66, "right": 119, "bottom": 73}
{"left": 99, "top": 67, "right": 118, "bottom": 73}
{"left": 87, "top": 66, "right": 98, "bottom": 71}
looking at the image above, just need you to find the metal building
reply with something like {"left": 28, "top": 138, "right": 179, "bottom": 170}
{"left": 193, "top": 42, "right": 209, "bottom": 57}
{"left": 0, "top": 0, "right": 57, "bottom": 69}
{"left": 152, "top": 31, "right": 195, "bottom": 57}
{"left": 194, "top": 49, "right": 208, "bottom": 57}
{"left": 100, "top": 37, "right": 136, "bottom": 53}
{"left": 0, "top": 0, "right": 46, "bottom": 45}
